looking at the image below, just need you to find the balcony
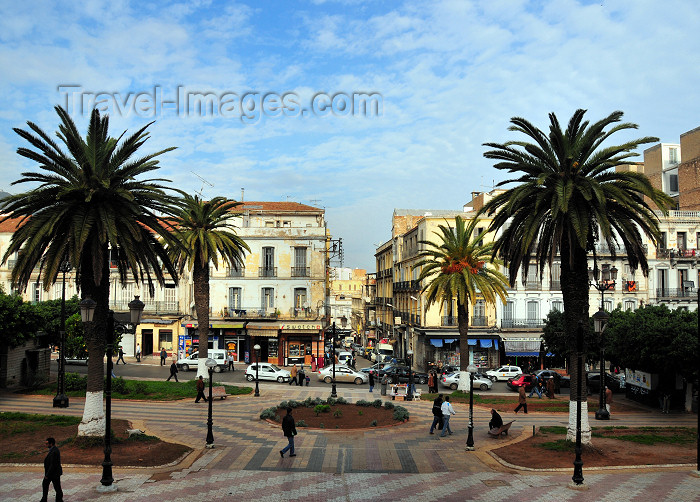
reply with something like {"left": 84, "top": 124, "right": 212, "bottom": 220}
{"left": 393, "top": 280, "right": 421, "bottom": 291}
{"left": 657, "top": 248, "right": 698, "bottom": 260}
{"left": 6, "top": 259, "right": 16, "bottom": 269}
{"left": 442, "top": 316, "right": 457, "bottom": 326}
{"left": 622, "top": 280, "right": 638, "bottom": 292}
{"left": 225, "top": 267, "right": 245, "bottom": 278}
{"left": 550, "top": 280, "right": 561, "bottom": 291}
{"left": 524, "top": 281, "right": 542, "bottom": 291}
{"left": 258, "top": 267, "right": 277, "bottom": 278}
{"left": 111, "top": 299, "right": 179, "bottom": 314}
{"left": 501, "top": 318, "right": 545, "bottom": 329}
{"left": 291, "top": 266, "right": 310, "bottom": 277}
{"left": 223, "top": 307, "right": 279, "bottom": 319}
{"left": 655, "top": 288, "right": 697, "bottom": 300}
{"left": 471, "top": 316, "right": 488, "bottom": 327}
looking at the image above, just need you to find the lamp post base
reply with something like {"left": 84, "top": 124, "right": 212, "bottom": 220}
{"left": 331, "top": 383, "right": 337, "bottom": 398}
{"left": 594, "top": 408, "right": 610, "bottom": 420}
{"left": 205, "top": 443, "right": 215, "bottom": 449}
{"left": 97, "top": 483, "right": 118, "bottom": 493}
{"left": 53, "top": 394, "right": 69, "bottom": 408}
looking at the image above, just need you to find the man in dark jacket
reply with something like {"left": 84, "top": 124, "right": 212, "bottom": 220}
{"left": 195, "top": 375, "right": 207, "bottom": 403}
{"left": 167, "top": 360, "right": 179, "bottom": 382}
{"left": 279, "top": 407, "right": 297, "bottom": 457}
{"left": 429, "top": 394, "right": 444, "bottom": 434}
{"left": 41, "top": 437, "right": 63, "bottom": 502}
{"left": 489, "top": 408, "right": 503, "bottom": 431}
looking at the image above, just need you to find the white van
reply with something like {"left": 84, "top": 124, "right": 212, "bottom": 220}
{"left": 337, "top": 351, "right": 353, "bottom": 366}
{"left": 176, "top": 349, "right": 228, "bottom": 372}
{"left": 371, "top": 343, "right": 394, "bottom": 363}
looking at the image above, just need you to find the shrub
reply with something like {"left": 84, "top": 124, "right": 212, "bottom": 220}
{"left": 296, "top": 420, "right": 307, "bottom": 427}
{"left": 131, "top": 381, "right": 148, "bottom": 395}
{"left": 355, "top": 399, "right": 372, "bottom": 407}
{"left": 287, "top": 400, "right": 300, "bottom": 409}
{"left": 279, "top": 401, "right": 289, "bottom": 409}
{"left": 333, "top": 409, "right": 342, "bottom": 418}
{"left": 393, "top": 406, "right": 409, "bottom": 421}
{"left": 383, "top": 402, "right": 395, "bottom": 410}
{"left": 110, "top": 377, "right": 128, "bottom": 395}
{"left": 314, "top": 404, "right": 331, "bottom": 416}
{"left": 358, "top": 410, "right": 363, "bottom": 416}
{"left": 372, "top": 399, "right": 383, "bottom": 408}
{"left": 65, "top": 373, "right": 87, "bottom": 391}
{"left": 327, "top": 397, "right": 337, "bottom": 406}
{"left": 319, "top": 423, "right": 324, "bottom": 429}
{"left": 370, "top": 420, "right": 377, "bottom": 427}
{"left": 336, "top": 397, "right": 348, "bottom": 405}
{"left": 260, "top": 407, "right": 277, "bottom": 420}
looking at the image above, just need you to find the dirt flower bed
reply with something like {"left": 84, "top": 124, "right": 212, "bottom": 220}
{"left": 1, "top": 418, "right": 191, "bottom": 467}
{"left": 268, "top": 404, "right": 405, "bottom": 429}
{"left": 493, "top": 426, "right": 696, "bottom": 468}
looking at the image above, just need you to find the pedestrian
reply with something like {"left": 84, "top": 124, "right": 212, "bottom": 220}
{"left": 195, "top": 375, "right": 207, "bottom": 403}
{"left": 116, "top": 346, "right": 126, "bottom": 365}
{"left": 160, "top": 347, "right": 167, "bottom": 366}
{"left": 514, "top": 384, "right": 528, "bottom": 414}
{"left": 279, "top": 407, "right": 297, "bottom": 458}
{"left": 528, "top": 376, "right": 542, "bottom": 398}
{"left": 605, "top": 386, "right": 613, "bottom": 416}
{"left": 311, "top": 355, "right": 317, "bottom": 372}
{"left": 368, "top": 370, "right": 374, "bottom": 392}
{"left": 305, "top": 374, "right": 310, "bottom": 386}
{"left": 546, "top": 377, "right": 555, "bottom": 399}
{"left": 439, "top": 396, "right": 456, "bottom": 437}
{"left": 429, "top": 393, "right": 444, "bottom": 434}
{"left": 167, "top": 359, "right": 179, "bottom": 382}
{"left": 380, "top": 373, "right": 388, "bottom": 396}
{"left": 40, "top": 437, "right": 63, "bottom": 502}
{"left": 227, "top": 352, "right": 234, "bottom": 371}
{"left": 136, "top": 343, "right": 141, "bottom": 362}
{"left": 488, "top": 408, "right": 503, "bottom": 433}
{"left": 289, "top": 364, "right": 298, "bottom": 386}
{"left": 428, "top": 371, "right": 436, "bottom": 394}
{"left": 297, "top": 366, "right": 305, "bottom": 387}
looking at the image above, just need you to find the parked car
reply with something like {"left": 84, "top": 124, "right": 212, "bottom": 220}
{"left": 176, "top": 349, "right": 228, "bottom": 372}
{"left": 244, "top": 363, "right": 291, "bottom": 383}
{"left": 65, "top": 357, "right": 88, "bottom": 365}
{"left": 441, "top": 372, "right": 493, "bottom": 391}
{"left": 506, "top": 374, "right": 537, "bottom": 392}
{"left": 317, "top": 365, "right": 367, "bottom": 385}
{"left": 486, "top": 365, "right": 523, "bottom": 382}
{"left": 587, "top": 372, "right": 623, "bottom": 394}
{"left": 360, "top": 362, "right": 395, "bottom": 374}
{"left": 383, "top": 366, "right": 429, "bottom": 385}
{"left": 533, "top": 369, "right": 564, "bottom": 390}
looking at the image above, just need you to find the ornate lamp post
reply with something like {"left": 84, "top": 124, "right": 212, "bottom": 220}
{"left": 589, "top": 264, "right": 616, "bottom": 421}
{"left": 205, "top": 358, "right": 217, "bottom": 448}
{"left": 466, "top": 363, "right": 477, "bottom": 451}
{"left": 253, "top": 344, "right": 261, "bottom": 397}
{"left": 330, "top": 322, "right": 338, "bottom": 398}
{"left": 80, "top": 295, "right": 144, "bottom": 492}
{"left": 53, "top": 259, "right": 72, "bottom": 408}
{"left": 406, "top": 349, "right": 414, "bottom": 401}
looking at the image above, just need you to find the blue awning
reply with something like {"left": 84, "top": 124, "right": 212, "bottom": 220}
{"left": 503, "top": 338, "right": 541, "bottom": 357}
{"left": 480, "top": 339, "right": 492, "bottom": 348}
{"left": 508, "top": 351, "right": 540, "bottom": 357}
{"left": 443, "top": 338, "right": 457, "bottom": 344}
{"left": 430, "top": 339, "right": 443, "bottom": 347}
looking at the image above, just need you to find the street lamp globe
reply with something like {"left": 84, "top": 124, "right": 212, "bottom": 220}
{"left": 593, "top": 309, "right": 609, "bottom": 334}
{"left": 79, "top": 296, "right": 97, "bottom": 324}
{"left": 128, "top": 295, "right": 145, "bottom": 326}
{"left": 205, "top": 358, "right": 217, "bottom": 370}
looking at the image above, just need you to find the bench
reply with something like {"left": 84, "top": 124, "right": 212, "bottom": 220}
{"left": 211, "top": 386, "right": 227, "bottom": 400}
{"left": 488, "top": 420, "right": 514, "bottom": 438}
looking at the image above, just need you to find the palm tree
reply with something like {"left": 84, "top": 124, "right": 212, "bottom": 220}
{"left": 415, "top": 216, "right": 509, "bottom": 390}
{"left": 1, "top": 106, "right": 181, "bottom": 436}
{"left": 167, "top": 195, "right": 249, "bottom": 377}
{"left": 480, "top": 109, "right": 673, "bottom": 442}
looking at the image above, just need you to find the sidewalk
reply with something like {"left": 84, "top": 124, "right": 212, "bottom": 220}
{"left": 1, "top": 386, "right": 698, "bottom": 501}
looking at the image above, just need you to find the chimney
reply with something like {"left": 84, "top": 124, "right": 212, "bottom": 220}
{"left": 241, "top": 188, "right": 244, "bottom": 202}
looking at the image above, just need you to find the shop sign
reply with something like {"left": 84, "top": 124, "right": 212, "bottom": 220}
{"left": 282, "top": 323, "right": 322, "bottom": 330}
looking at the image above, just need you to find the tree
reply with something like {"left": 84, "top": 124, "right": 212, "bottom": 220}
{"left": 1, "top": 106, "right": 181, "bottom": 436}
{"left": 166, "top": 195, "right": 249, "bottom": 377}
{"left": 0, "top": 287, "right": 41, "bottom": 348}
{"left": 541, "top": 309, "right": 599, "bottom": 366}
{"left": 415, "top": 216, "right": 509, "bottom": 390}
{"left": 480, "top": 109, "right": 673, "bottom": 442}
{"left": 33, "top": 295, "right": 80, "bottom": 346}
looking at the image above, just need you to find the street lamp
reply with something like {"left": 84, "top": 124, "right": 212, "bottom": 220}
{"left": 330, "top": 322, "right": 338, "bottom": 398}
{"left": 406, "top": 349, "right": 414, "bottom": 401}
{"left": 53, "top": 259, "right": 72, "bottom": 408}
{"left": 253, "top": 344, "right": 261, "bottom": 397}
{"left": 205, "top": 358, "right": 217, "bottom": 448}
{"left": 79, "top": 295, "right": 144, "bottom": 492}
{"left": 589, "top": 264, "right": 616, "bottom": 421}
{"left": 466, "top": 363, "right": 477, "bottom": 451}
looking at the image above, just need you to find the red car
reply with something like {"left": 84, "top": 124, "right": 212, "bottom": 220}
{"left": 506, "top": 374, "right": 537, "bottom": 392}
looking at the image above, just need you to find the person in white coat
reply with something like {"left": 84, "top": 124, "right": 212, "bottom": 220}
{"left": 440, "top": 396, "right": 456, "bottom": 437}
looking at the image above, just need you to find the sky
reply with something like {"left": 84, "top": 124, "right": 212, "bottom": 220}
{"left": 1, "top": 0, "right": 699, "bottom": 270}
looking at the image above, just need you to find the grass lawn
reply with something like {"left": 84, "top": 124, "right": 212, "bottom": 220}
{"left": 27, "top": 373, "right": 252, "bottom": 401}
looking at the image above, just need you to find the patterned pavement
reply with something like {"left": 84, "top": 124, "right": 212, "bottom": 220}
{"left": 1, "top": 384, "right": 699, "bottom": 501}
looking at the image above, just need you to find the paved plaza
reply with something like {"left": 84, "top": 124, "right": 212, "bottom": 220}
{"left": 1, "top": 384, "right": 699, "bottom": 501}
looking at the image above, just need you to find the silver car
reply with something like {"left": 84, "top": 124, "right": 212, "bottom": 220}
{"left": 441, "top": 372, "right": 493, "bottom": 391}
{"left": 317, "top": 365, "right": 368, "bottom": 385}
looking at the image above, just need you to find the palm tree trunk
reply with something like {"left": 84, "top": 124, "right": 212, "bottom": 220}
{"left": 561, "top": 239, "right": 591, "bottom": 444}
{"left": 457, "top": 301, "right": 471, "bottom": 391}
{"left": 193, "top": 261, "right": 210, "bottom": 378}
{"left": 78, "top": 244, "right": 110, "bottom": 437}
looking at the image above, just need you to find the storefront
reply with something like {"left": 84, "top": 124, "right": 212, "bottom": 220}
{"left": 416, "top": 329, "right": 501, "bottom": 371}
{"left": 179, "top": 321, "right": 222, "bottom": 359}
{"left": 280, "top": 321, "right": 324, "bottom": 366}
{"left": 246, "top": 322, "right": 282, "bottom": 364}
{"left": 499, "top": 332, "right": 544, "bottom": 371}
{"left": 214, "top": 322, "right": 245, "bottom": 362}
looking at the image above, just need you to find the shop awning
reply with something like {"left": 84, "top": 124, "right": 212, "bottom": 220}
{"left": 280, "top": 322, "right": 323, "bottom": 334}
{"left": 247, "top": 329, "right": 279, "bottom": 337}
{"left": 430, "top": 339, "right": 443, "bottom": 347}
{"left": 501, "top": 335, "right": 542, "bottom": 357}
{"left": 246, "top": 322, "right": 282, "bottom": 338}
{"left": 211, "top": 322, "right": 245, "bottom": 329}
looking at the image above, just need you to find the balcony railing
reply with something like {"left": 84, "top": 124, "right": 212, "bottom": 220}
{"left": 442, "top": 316, "right": 457, "bottom": 326}
{"left": 655, "top": 288, "right": 697, "bottom": 300}
{"left": 6, "top": 259, "right": 17, "bottom": 269}
{"left": 223, "top": 307, "right": 280, "bottom": 318}
{"left": 471, "top": 316, "right": 488, "bottom": 327}
{"left": 622, "top": 280, "right": 638, "bottom": 292}
{"left": 656, "top": 248, "right": 698, "bottom": 260}
{"left": 550, "top": 280, "right": 561, "bottom": 290}
{"left": 501, "top": 318, "right": 546, "bottom": 329}
{"left": 393, "top": 280, "right": 421, "bottom": 291}
{"left": 225, "top": 267, "right": 245, "bottom": 278}
{"left": 291, "top": 266, "right": 310, "bottom": 277}
{"left": 258, "top": 267, "right": 277, "bottom": 278}
{"left": 524, "top": 282, "right": 542, "bottom": 291}
{"left": 111, "top": 300, "right": 179, "bottom": 314}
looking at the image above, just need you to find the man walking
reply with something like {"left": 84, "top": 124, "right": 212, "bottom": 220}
{"left": 280, "top": 407, "right": 297, "bottom": 457}
{"left": 429, "top": 394, "right": 444, "bottom": 434}
{"left": 289, "top": 364, "right": 298, "bottom": 386}
{"left": 528, "top": 375, "right": 542, "bottom": 398}
{"left": 440, "top": 396, "right": 456, "bottom": 437}
{"left": 167, "top": 359, "right": 179, "bottom": 382}
{"left": 368, "top": 370, "right": 375, "bottom": 392}
{"left": 297, "top": 365, "right": 305, "bottom": 386}
{"left": 227, "top": 352, "right": 234, "bottom": 371}
{"left": 160, "top": 347, "right": 167, "bottom": 366}
{"left": 605, "top": 386, "right": 613, "bottom": 416}
{"left": 116, "top": 346, "right": 126, "bottom": 365}
{"left": 195, "top": 375, "right": 207, "bottom": 403}
{"left": 136, "top": 343, "right": 141, "bottom": 362}
{"left": 514, "top": 384, "right": 528, "bottom": 414}
{"left": 40, "top": 437, "right": 63, "bottom": 502}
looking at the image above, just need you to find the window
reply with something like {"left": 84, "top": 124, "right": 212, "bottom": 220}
{"left": 294, "top": 288, "right": 307, "bottom": 309}
{"left": 473, "top": 299, "right": 485, "bottom": 317}
{"left": 33, "top": 282, "right": 41, "bottom": 303}
{"left": 261, "top": 287, "right": 274, "bottom": 309}
{"left": 121, "top": 283, "right": 134, "bottom": 305}
{"left": 229, "top": 287, "right": 242, "bottom": 310}
{"left": 265, "top": 221, "right": 274, "bottom": 227}
{"left": 677, "top": 232, "right": 687, "bottom": 250}
{"left": 293, "top": 247, "right": 308, "bottom": 276}
{"left": 526, "top": 301, "right": 539, "bottom": 325}
{"left": 526, "top": 264, "right": 538, "bottom": 287}
{"left": 261, "top": 247, "right": 275, "bottom": 277}
{"left": 623, "top": 300, "right": 635, "bottom": 311}
{"left": 159, "top": 330, "right": 173, "bottom": 350}
{"left": 164, "top": 284, "right": 176, "bottom": 309}
{"left": 550, "top": 263, "right": 561, "bottom": 290}
{"left": 552, "top": 300, "right": 563, "bottom": 312}
{"left": 669, "top": 147, "right": 678, "bottom": 164}
{"left": 603, "top": 300, "right": 613, "bottom": 311}
{"left": 503, "top": 302, "right": 514, "bottom": 321}
{"left": 669, "top": 174, "right": 678, "bottom": 193}
{"left": 660, "top": 232, "right": 667, "bottom": 249}
{"left": 476, "top": 227, "right": 484, "bottom": 247}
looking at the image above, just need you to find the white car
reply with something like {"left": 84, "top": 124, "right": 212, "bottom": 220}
{"left": 440, "top": 372, "right": 493, "bottom": 391}
{"left": 485, "top": 365, "right": 523, "bottom": 382}
{"left": 245, "top": 363, "right": 291, "bottom": 383}
{"left": 317, "top": 365, "right": 367, "bottom": 385}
